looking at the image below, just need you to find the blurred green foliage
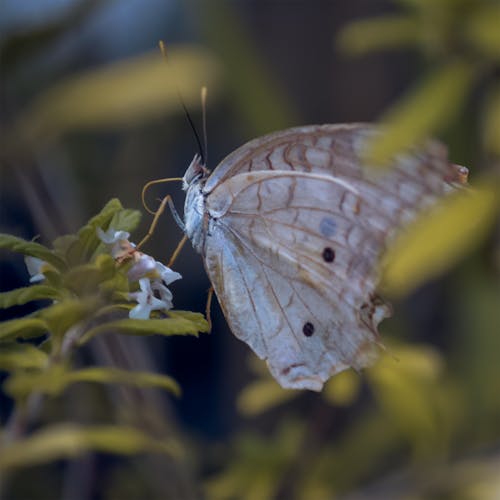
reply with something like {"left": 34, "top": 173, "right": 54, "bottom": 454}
{"left": 204, "top": 1, "right": 500, "bottom": 499}
{"left": 338, "top": 0, "right": 500, "bottom": 164}
{"left": 0, "top": 200, "right": 207, "bottom": 491}
{"left": 17, "top": 45, "right": 220, "bottom": 139}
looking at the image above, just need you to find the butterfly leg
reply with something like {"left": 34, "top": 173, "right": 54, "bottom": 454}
{"left": 137, "top": 193, "right": 185, "bottom": 251}
{"left": 167, "top": 234, "right": 188, "bottom": 267}
{"left": 136, "top": 194, "right": 171, "bottom": 250}
{"left": 205, "top": 286, "right": 214, "bottom": 333}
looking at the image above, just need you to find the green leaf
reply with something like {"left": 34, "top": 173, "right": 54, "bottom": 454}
{"left": 0, "top": 285, "right": 61, "bottom": 309}
{"left": 0, "top": 344, "right": 48, "bottom": 370}
{"left": 465, "top": 4, "right": 500, "bottom": 59}
{"left": 78, "top": 311, "right": 209, "bottom": 345}
{"left": 4, "top": 364, "right": 180, "bottom": 399}
{"left": 108, "top": 208, "right": 142, "bottom": 235}
{"left": 76, "top": 198, "right": 123, "bottom": 263}
{"left": 337, "top": 15, "right": 420, "bottom": 55}
{"left": 0, "top": 318, "right": 49, "bottom": 342}
{"left": 382, "top": 181, "right": 500, "bottom": 297}
{"left": 52, "top": 234, "right": 80, "bottom": 257}
{"left": 91, "top": 207, "right": 141, "bottom": 261}
{"left": 322, "top": 370, "right": 361, "bottom": 407}
{"left": 365, "top": 61, "right": 474, "bottom": 165}
{"left": 67, "top": 367, "right": 180, "bottom": 396}
{"left": 483, "top": 84, "right": 500, "bottom": 157}
{"left": 0, "top": 234, "right": 66, "bottom": 270}
{"left": 61, "top": 255, "right": 118, "bottom": 296}
{"left": 237, "top": 379, "right": 297, "bottom": 416}
{"left": 205, "top": 421, "right": 304, "bottom": 500}
{"left": 4, "top": 363, "right": 68, "bottom": 398}
{"left": 40, "top": 298, "right": 99, "bottom": 338}
{"left": 53, "top": 236, "right": 85, "bottom": 268}
{"left": 18, "top": 45, "right": 220, "bottom": 137}
{"left": 0, "top": 424, "right": 180, "bottom": 471}
{"left": 368, "top": 343, "right": 447, "bottom": 457}
{"left": 168, "top": 310, "right": 211, "bottom": 332}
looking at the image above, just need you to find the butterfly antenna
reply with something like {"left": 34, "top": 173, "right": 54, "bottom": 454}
{"left": 158, "top": 40, "right": 205, "bottom": 165}
{"left": 201, "top": 86, "right": 208, "bottom": 166}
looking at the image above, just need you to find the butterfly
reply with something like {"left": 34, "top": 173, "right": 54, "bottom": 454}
{"left": 181, "top": 124, "right": 467, "bottom": 391}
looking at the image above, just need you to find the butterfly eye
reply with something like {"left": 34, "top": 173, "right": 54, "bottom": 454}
{"left": 322, "top": 247, "right": 335, "bottom": 263}
{"left": 302, "top": 322, "right": 315, "bottom": 337}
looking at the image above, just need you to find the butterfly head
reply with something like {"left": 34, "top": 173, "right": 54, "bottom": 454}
{"left": 183, "top": 154, "right": 210, "bottom": 254}
{"left": 182, "top": 154, "right": 210, "bottom": 191}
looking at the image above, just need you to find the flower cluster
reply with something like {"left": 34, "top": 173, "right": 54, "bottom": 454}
{"left": 96, "top": 228, "right": 182, "bottom": 319}
{"left": 24, "top": 227, "right": 182, "bottom": 320}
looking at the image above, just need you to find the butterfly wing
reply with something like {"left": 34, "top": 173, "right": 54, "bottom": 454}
{"left": 200, "top": 125, "right": 466, "bottom": 391}
{"left": 203, "top": 124, "right": 465, "bottom": 193}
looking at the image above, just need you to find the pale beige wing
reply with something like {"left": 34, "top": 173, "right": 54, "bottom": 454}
{"left": 203, "top": 124, "right": 466, "bottom": 195}
{"left": 203, "top": 227, "right": 379, "bottom": 392}
{"left": 201, "top": 125, "right": 466, "bottom": 391}
{"left": 203, "top": 171, "right": 395, "bottom": 391}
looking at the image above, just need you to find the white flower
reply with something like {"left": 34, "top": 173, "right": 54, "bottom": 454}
{"left": 97, "top": 226, "right": 182, "bottom": 319}
{"left": 25, "top": 256, "right": 46, "bottom": 283}
{"left": 129, "top": 278, "right": 172, "bottom": 319}
{"left": 97, "top": 227, "right": 130, "bottom": 244}
{"left": 97, "top": 227, "right": 135, "bottom": 260}
{"left": 128, "top": 253, "right": 156, "bottom": 281}
{"left": 154, "top": 261, "right": 182, "bottom": 285}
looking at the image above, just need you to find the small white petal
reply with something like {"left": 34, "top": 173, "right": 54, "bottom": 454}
{"left": 25, "top": 256, "right": 46, "bottom": 283}
{"left": 155, "top": 261, "right": 182, "bottom": 285}
{"left": 129, "top": 303, "right": 151, "bottom": 319}
{"left": 151, "top": 280, "right": 173, "bottom": 309}
{"left": 97, "top": 227, "right": 130, "bottom": 244}
{"left": 128, "top": 278, "right": 171, "bottom": 319}
{"left": 128, "top": 254, "right": 156, "bottom": 281}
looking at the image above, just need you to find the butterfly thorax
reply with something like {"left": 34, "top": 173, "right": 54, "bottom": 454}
{"left": 183, "top": 155, "right": 209, "bottom": 254}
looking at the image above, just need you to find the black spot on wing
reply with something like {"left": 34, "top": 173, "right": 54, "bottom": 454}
{"left": 302, "top": 322, "right": 315, "bottom": 337}
{"left": 322, "top": 247, "right": 335, "bottom": 263}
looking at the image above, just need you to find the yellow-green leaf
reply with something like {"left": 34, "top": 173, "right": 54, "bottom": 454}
{"left": 382, "top": 181, "right": 499, "bottom": 297}
{"left": 61, "top": 258, "right": 116, "bottom": 296}
{"left": 0, "top": 285, "right": 61, "bottom": 309}
{"left": 322, "top": 370, "right": 361, "bottom": 407}
{"left": 66, "top": 367, "right": 180, "bottom": 396}
{"left": 79, "top": 311, "right": 209, "bottom": 345}
{"left": 337, "top": 15, "right": 420, "bottom": 55}
{"left": 0, "top": 234, "right": 66, "bottom": 270}
{"left": 4, "top": 363, "right": 68, "bottom": 398}
{"left": 365, "top": 61, "right": 474, "bottom": 166}
{"left": 0, "top": 318, "right": 49, "bottom": 342}
{"left": 4, "top": 365, "right": 180, "bottom": 398}
{"left": 76, "top": 198, "right": 124, "bottom": 262}
{"left": 483, "top": 84, "right": 500, "bottom": 156}
{"left": 0, "top": 344, "right": 48, "bottom": 370}
{"left": 19, "top": 45, "right": 220, "bottom": 137}
{"left": 0, "top": 424, "right": 179, "bottom": 471}
{"left": 108, "top": 208, "right": 142, "bottom": 234}
{"left": 368, "top": 343, "right": 446, "bottom": 456}
{"left": 40, "top": 298, "right": 99, "bottom": 338}
{"left": 168, "top": 310, "right": 211, "bottom": 332}
{"left": 465, "top": 4, "right": 500, "bottom": 59}
{"left": 237, "top": 379, "right": 297, "bottom": 416}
